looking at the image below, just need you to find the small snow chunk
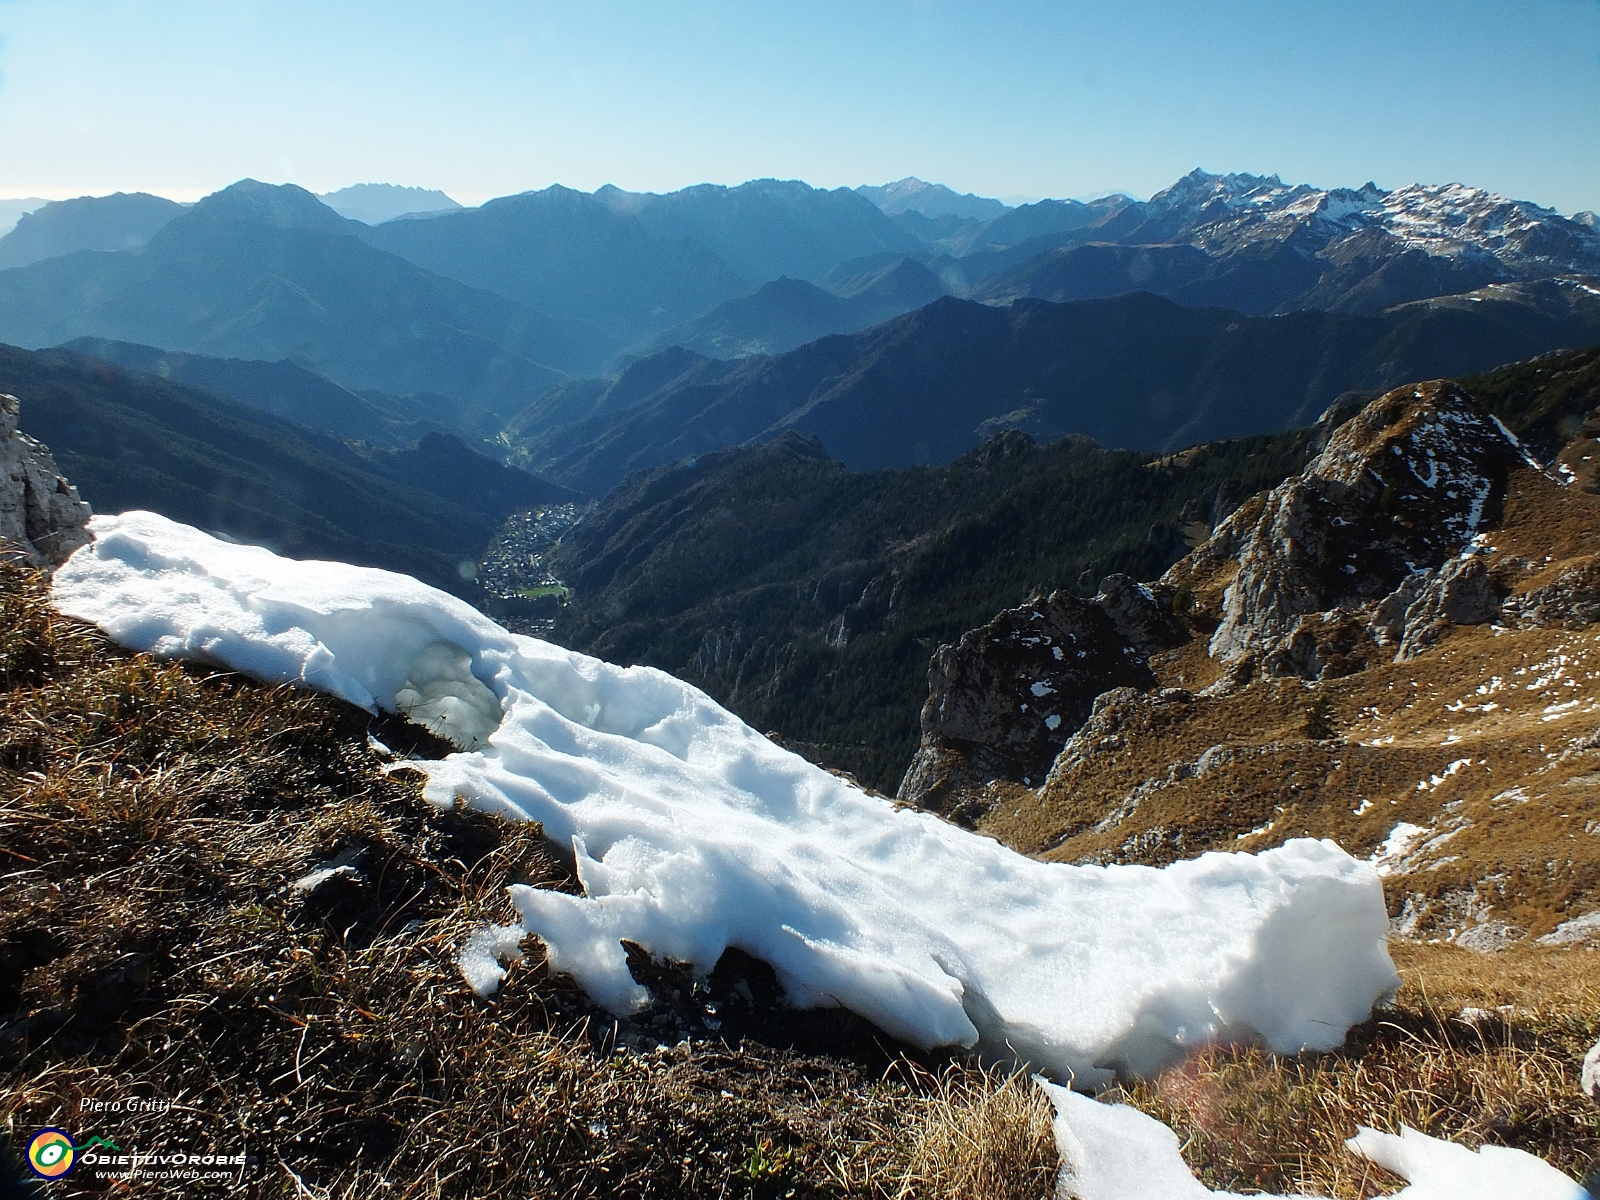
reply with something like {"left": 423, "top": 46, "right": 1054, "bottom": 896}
{"left": 1543, "top": 700, "right": 1581, "bottom": 721}
{"left": 1371, "top": 822, "right": 1428, "bottom": 875}
{"left": 1052, "top": 645, "right": 1064, "bottom": 660}
{"left": 458, "top": 924, "right": 527, "bottom": 996}
{"left": 292, "top": 846, "right": 365, "bottom": 894}
{"left": 1353, "top": 799, "right": 1373, "bottom": 817}
{"left": 1044, "top": 713, "right": 1062, "bottom": 731}
{"left": 1416, "top": 758, "right": 1472, "bottom": 791}
{"left": 1030, "top": 680, "right": 1055, "bottom": 697}
{"left": 1045, "top": 1082, "right": 1585, "bottom": 1199}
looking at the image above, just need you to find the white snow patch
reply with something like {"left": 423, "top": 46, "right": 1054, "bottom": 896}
{"left": 1045, "top": 1082, "right": 1587, "bottom": 1198}
{"left": 51, "top": 513, "right": 1400, "bottom": 1083}
{"left": 1371, "top": 823, "right": 1429, "bottom": 876}
{"left": 1416, "top": 759, "right": 1472, "bottom": 791}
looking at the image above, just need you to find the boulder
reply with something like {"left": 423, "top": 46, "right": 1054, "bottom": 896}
{"left": 1508, "top": 557, "right": 1600, "bottom": 629}
{"left": 0, "top": 394, "right": 91, "bottom": 567}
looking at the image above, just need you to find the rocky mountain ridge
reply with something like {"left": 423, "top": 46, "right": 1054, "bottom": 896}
{"left": 896, "top": 356, "right": 1600, "bottom": 949}
{"left": 1134, "top": 170, "right": 1600, "bottom": 274}
{"left": 972, "top": 169, "right": 1600, "bottom": 317}
{"left": 506, "top": 283, "right": 1600, "bottom": 495}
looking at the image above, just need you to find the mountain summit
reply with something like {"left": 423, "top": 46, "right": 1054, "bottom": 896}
{"left": 319, "top": 183, "right": 463, "bottom": 225}
{"left": 855, "top": 178, "right": 1009, "bottom": 220}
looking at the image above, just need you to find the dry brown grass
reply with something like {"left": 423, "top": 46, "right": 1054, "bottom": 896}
{"left": 1108, "top": 940, "right": 1600, "bottom": 1196}
{"left": 894, "top": 1066, "right": 1057, "bottom": 1200}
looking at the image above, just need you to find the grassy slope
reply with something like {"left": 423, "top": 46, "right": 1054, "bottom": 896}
{"left": 3, "top": 561, "right": 1593, "bottom": 1195}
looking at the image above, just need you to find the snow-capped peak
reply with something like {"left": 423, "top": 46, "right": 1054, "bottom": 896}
{"left": 1137, "top": 169, "right": 1600, "bottom": 272}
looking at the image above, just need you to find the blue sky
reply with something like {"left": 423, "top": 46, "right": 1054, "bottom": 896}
{"left": 1, "top": 0, "right": 1597, "bottom": 212}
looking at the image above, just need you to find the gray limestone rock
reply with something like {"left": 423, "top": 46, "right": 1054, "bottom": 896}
{"left": 1508, "top": 557, "right": 1600, "bottom": 629}
{"left": 1451, "top": 922, "right": 1524, "bottom": 954}
{"left": 1394, "top": 555, "right": 1503, "bottom": 659}
{"left": 0, "top": 393, "right": 91, "bottom": 567}
{"left": 1205, "top": 381, "right": 1524, "bottom": 678}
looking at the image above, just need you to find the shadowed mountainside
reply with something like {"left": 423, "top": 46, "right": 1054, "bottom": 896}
{"left": 508, "top": 285, "right": 1600, "bottom": 497}
{"left": 1, "top": 343, "right": 573, "bottom": 594}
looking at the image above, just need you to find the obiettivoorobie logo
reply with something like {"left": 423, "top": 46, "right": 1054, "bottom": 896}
{"left": 26, "top": 1129, "right": 121, "bottom": 1180}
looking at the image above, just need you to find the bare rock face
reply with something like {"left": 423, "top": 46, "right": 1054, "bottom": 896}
{"left": 1508, "top": 557, "right": 1600, "bottom": 629}
{"left": 896, "top": 576, "right": 1185, "bottom": 817}
{"left": 1204, "top": 381, "right": 1526, "bottom": 677}
{"left": 1393, "top": 555, "right": 1503, "bottom": 659}
{"left": 0, "top": 394, "right": 91, "bottom": 567}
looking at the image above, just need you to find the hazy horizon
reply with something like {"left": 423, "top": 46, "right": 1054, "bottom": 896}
{"left": 1, "top": 167, "right": 1595, "bottom": 222}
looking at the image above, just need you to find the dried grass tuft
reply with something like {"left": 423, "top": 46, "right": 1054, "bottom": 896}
{"left": 894, "top": 1065, "right": 1057, "bottom": 1200}
{"left": 1110, "top": 941, "right": 1600, "bottom": 1196}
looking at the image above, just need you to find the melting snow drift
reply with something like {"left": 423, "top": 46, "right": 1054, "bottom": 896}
{"left": 1046, "top": 1082, "right": 1587, "bottom": 1198}
{"left": 53, "top": 513, "right": 1400, "bottom": 1083}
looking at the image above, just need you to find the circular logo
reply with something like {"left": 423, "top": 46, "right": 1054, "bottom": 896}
{"left": 27, "top": 1128, "right": 77, "bottom": 1179}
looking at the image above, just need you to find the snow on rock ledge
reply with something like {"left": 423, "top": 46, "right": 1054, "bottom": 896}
{"left": 1045, "top": 1082, "right": 1587, "bottom": 1198}
{"left": 52, "top": 512, "right": 1400, "bottom": 1083}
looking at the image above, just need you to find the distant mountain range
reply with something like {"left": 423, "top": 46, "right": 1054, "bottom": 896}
{"left": 968, "top": 171, "right": 1600, "bottom": 314}
{"left": 0, "top": 181, "right": 573, "bottom": 428}
{"left": 855, "top": 178, "right": 1009, "bottom": 221}
{"left": 505, "top": 279, "right": 1600, "bottom": 495}
{"left": 318, "top": 183, "right": 463, "bottom": 225}
{"left": 2, "top": 168, "right": 1598, "bottom": 476}
{"left": 634, "top": 258, "right": 948, "bottom": 359}
{"left": 0, "top": 192, "right": 186, "bottom": 270}
{"left": 0, "top": 198, "right": 48, "bottom": 239}
{"left": 61, "top": 337, "right": 461, "bottom": 446}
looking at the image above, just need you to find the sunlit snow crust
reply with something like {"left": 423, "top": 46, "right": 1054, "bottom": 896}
{"left": 53, "top": 512, "right": 1400, "bottom": 1083}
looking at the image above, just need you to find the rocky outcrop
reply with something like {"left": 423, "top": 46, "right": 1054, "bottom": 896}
{"left": 0, "top": 394, "right": 90, "bottom": 567}
{"left": 896, "top": 576, "right": 1185, "bottom": 817}
{"left": 1391, "top": 555, "right": 1503, "bottom": 658}
{"left": 1198, "top": 381, "right": 1527, "bottom": 678}
{"left": 1507, "top": 557, "right": 1600, "bottom": 629}
{"left": 897, "top": 379, "right": 1571, "bottom": 819}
